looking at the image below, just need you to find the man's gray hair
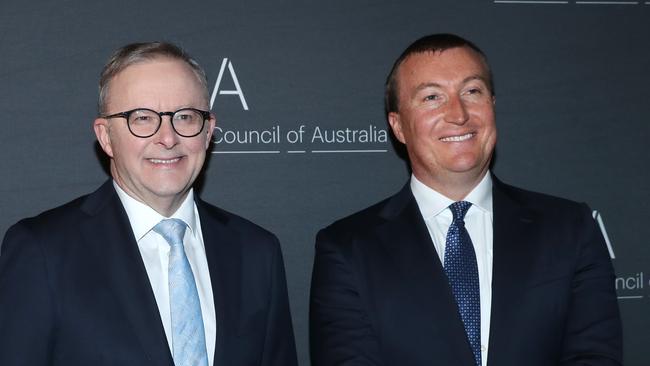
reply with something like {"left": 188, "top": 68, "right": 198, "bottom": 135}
{"left": 98, "top": 41, "right": 209, "bottom": 115}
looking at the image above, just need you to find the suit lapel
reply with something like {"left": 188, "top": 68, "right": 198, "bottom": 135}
{"left": 79, "top": 181, "right": 173, "bottom": 366}
{"left": 488, "top": 178, "right": 537, "bottom": 365}
{"left": 376, "top": 185, "right": 476, "bottom": 365}
{"left": 196, "top": 200, "right": 241, "bottom": 365}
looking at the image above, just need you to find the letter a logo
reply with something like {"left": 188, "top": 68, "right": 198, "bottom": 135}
{"left": 593, "top": 210, "right": 616, "bottom": 259}
{"left": 210, "top": 58, "right": 249, "bottom": 110}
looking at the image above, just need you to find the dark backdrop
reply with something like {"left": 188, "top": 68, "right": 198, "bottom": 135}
{"left": 1, "top": 0, "right": 648, "bottom": 364}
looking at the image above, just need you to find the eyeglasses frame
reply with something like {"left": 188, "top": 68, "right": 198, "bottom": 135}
{"left": 101, "top": 107, "right": 211, "bottom": 138}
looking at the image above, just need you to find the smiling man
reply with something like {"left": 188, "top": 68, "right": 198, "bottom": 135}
{"left": 310, "top": 34, "right": 622, "bottom": 366}
{"left": 0, "top": 42, "right": 297, "bottom": 366}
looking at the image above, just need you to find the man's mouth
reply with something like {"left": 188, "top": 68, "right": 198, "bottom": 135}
{"left": 439, "top": 132, "right": 475, "bottom": 142}
{"left": 148, "top": 158, "right": 181, "bottom": 164}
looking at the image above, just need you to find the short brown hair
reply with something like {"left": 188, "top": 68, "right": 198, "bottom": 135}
{"left": 98, "top": 41, "right": 209, "bottom": 115}
{"left": 384, "top": 33, "right": 494, "bottom": 116}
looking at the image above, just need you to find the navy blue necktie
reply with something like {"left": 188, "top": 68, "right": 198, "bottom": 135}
{"left": 444, "top": 201, "right": 481, "bottom": 366}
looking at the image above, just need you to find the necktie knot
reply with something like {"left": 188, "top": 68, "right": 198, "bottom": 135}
{"left": 153, "top": 218, "right": 187, "bottom": 247}
{"left": 449, "top": 201, "right": 472, "bottom": 223}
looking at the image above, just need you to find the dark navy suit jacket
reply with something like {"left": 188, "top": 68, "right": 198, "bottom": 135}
{"left": 0, "top": 180, "right": 298, "bottom": 366}
{"left": 310, "top": 177, "right": 621, "bottom": 365}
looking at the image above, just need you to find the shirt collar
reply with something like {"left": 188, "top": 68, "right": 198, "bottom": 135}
{"left": 113, "top": 181, "right": 198, "bottom": 241}
{"left": 464, "top": 172, "right": 493, "bottom": 214}
{"left": 410, "top": 172, "right": 493, "bottom": 219}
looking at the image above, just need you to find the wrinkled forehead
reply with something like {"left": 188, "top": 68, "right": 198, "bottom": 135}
{"left": 111, "top": 56, "right": 203, "bottom": 86}
{"left": 106, "top": 57, "right": 209, "bottom": 106}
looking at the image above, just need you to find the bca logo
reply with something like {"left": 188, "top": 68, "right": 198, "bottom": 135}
{"left": 209, "top": 58, "right": 249, "bottom": 111}
{"left": 593, "top": 210, "right": 615, "bottom": 259}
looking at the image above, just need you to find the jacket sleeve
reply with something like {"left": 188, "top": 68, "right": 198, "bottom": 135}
{"left": 0, "top": 222, "right": 56, "bottom": 366}
{"left": 559, "top": 204, "right": 622, "bottom": 365}
{"left": 310, "top": 228, "right": 383, "bottom": 366}
{"left": 260, "top": 236, "right": 298, "bottom": 366}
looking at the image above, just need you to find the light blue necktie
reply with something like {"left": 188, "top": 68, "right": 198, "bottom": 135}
{"left": 443, "top": 201, "right": 481, "bottom": 366}
{"left": 153, "top": 218, "right": 209, "bottom": 366}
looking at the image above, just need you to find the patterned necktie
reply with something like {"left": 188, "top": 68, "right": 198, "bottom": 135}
{"left": 153, "top": 219, "right": 209, "bottom": 366}
{"left": 443, "top": 201, "right": 481, "bottom": 366}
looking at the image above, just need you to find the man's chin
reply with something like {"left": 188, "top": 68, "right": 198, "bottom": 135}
{"left": 138, "top": 182, "right": 191, "bottom": 201}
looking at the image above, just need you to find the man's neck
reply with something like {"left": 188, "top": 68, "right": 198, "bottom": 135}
{"left": 113, "top": 181, "right": 190, "bottom": 218}
{"left": 413, "top": 170, "right": 489, "bottom": 201}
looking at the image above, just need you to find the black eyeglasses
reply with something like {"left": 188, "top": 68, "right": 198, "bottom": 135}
{"left": 101, "top": 108, "right": 211, "bottom": 138}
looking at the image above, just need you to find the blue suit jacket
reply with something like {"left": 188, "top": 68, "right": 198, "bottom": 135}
{"left": 310, "top": 177, "right": 622, "bottom": 365}
{"left": 0, "top": 180, "right": 298, "bottom": 366}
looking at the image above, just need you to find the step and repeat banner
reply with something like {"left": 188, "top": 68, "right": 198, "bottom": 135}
{"left": 1, "top": 0, "right": 648, "bottom": 364}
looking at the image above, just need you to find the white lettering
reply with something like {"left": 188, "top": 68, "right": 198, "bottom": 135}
{"left": 212, "top": 126, "right": 281, "bottom": 144}
{"left": 615, "top": 272, "right": 644, "bottom": 290}
{"left": 593, "top": 210, "right": 615, "bottom": 259}
{"left": 210, "top": 58, "right": 249, "bottom": 111}
{"left": 311, "top": 125, "right": 388, "bottom": 144}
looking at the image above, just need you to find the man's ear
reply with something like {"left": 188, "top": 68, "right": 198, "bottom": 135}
{"left": 388, "top": 112, "right": 406, "bottom": 144}
{"left": 94, "top": 118, "right": 114, "bottom": 158}
{"left": 204, "top": 113, "right": 216, "bottom": 150}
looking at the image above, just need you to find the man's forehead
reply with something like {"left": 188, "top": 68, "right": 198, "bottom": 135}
{"left": 107, "top": 58, "right": 205, "bottom": 97}
{"left": 396, "top": 47, "right": 491, "bottom": 93}
{"left": 113, "top": 56, "right": 189, "bottom": 78}
{"left": 401, "top": 47, "right": 487, "bottom": 73}
{"left": 104, "top": 58, "right": 207, "bottom": 111}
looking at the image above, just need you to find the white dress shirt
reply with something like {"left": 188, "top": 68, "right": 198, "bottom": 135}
{"left": 410, "top": 173, "right": 493, "bottom": 366}
{"left": 114, "top": 182, "right": 216, "bottom": 366}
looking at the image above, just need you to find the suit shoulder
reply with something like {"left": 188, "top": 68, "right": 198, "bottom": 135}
{"left": 1, "top": 193, "right": 93, "bottom": 259}
{"left": 198, "top": 200, "right": 279, "bottom": 243}
{"left": 5, "top": 181, "right": 118, "bottom": 238}
{"left": 6, "top": 195, "right": 89, "bottom": 237}
{"left": 318, "top": 194, "right": 395, "bottom": 241}
{"left": 495, "top": 180, "right": 592, "bottom": 224}
{"left": 498, "top": 181, "right": 591, "bottom": 217}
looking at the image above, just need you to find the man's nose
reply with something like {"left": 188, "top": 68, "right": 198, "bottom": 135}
{"left": 155, "top": 116, "right": 180, "bottom": 148}
{"left": 444, "top": 95, "right": 469, "bottom": 125}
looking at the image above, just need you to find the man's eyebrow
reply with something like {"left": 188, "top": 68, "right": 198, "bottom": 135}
{"left": 413, "top": 75, "right": 488, "bottom": 93}
{"left": 463, "top": 75, "right": 489, "bottom": 85}
{"left": 413, "top": 82, "right": 443, "bottom": 93}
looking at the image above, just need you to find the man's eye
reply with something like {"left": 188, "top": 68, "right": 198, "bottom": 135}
{"left": 132, "top": 115, "right": 154, "bottom": 123}
{"left": 174, "top": 113, "right": 197, "bottom": 123}
{"left": 424, "top": 94, "right": 440, "bottom": 101}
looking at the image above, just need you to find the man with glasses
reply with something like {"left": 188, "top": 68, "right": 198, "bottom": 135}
{"left": 0, "top": 42, "right": 298, "bottom": 366}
